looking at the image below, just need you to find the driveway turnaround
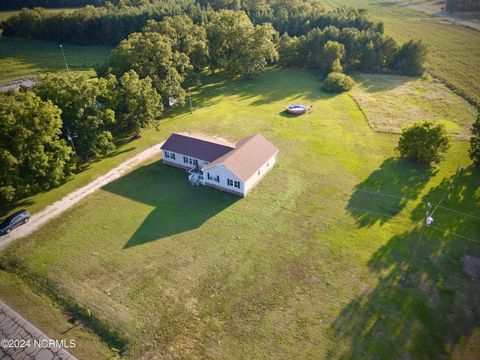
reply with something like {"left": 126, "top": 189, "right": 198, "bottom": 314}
{"left": 0, "top": 300, "right": 77, "bottom": 360}
{"left": 0, "top": 142, "right": 163, "bottom": 251}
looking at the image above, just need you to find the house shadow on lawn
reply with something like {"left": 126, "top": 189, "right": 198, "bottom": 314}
{"left": 347, "top": 158, "right": 436, "bottom": 227}
{"left": 102, "top": 162, "right": 239, "bottom": 248}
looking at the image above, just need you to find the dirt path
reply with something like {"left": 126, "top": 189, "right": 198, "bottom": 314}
{"left": 0, "top": 142, "right": 164, "bottom": 251}
{"left": 0, "top": 79, "right": 35, "bottom": 92}
{"left": 395, "top": 1, "right": 480, "bottom": 31}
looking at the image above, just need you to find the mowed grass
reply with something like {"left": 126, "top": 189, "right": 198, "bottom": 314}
{"left": 324, "top": 0, "right": 480, "bottom": 106}
{"left": 351, "top": 73, "right": 477, "bottom": 138}
{"left": 1, "top": 69, "right": 479, "bottom": 359}
{"left": 0, "top": 37, "right": 110, "bottom": 83}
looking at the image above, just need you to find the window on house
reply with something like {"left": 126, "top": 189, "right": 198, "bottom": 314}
{"left": 164, "top": 151, "right": 170, "bottom": 159}
{"left": 193, "top": 159, "right": 198, "bottom": 165}
{"left": 207, "top": 173, "right": 212, "bottom": 180}
{"left": 215, "top": 175, "right": 220, "bottom": 183}
{"left": 183, "top": 156, "right": 188, "bottom": 163}
{"left": 171, "top": 153, "right": 175, "bottom": 160}
{"left": 257, "top": 170, "right": 260, "bottom": 175}
{"left": 234, "top": 181, "right": 240, "bottom": 189}
{"left": 227, "top": 179, "right": 233, "bottom": 186}
{"left": 189, "top": 158, "right": 193, "bottom": 164}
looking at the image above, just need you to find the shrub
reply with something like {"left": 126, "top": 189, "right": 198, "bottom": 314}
{"left": 322, "top": 72, "right": 355, "bottom": 93}
{"left": 397, "top": 121, "right": 450, "bottom": 164}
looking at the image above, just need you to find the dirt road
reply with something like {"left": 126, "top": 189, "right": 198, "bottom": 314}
{"left": 0, "top": 142, "right": 164, "bottom": 251}
{"left": 395, "top": 1, "right": 480, "bottom": 31}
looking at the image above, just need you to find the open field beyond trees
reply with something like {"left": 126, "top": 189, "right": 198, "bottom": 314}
{"left": 1, "top": 69, "right": 479, "bottom": 359}
{"left": 324, "top": 0, "right": 480, "bottom": 106}
{"left": 0, "top": 8, "right": 79, "bottom": 21}
{"left": 0, "top": 37, "right": 110, "bottom": 84}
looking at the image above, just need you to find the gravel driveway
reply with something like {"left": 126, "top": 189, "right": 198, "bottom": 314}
{"left": 0, "top": 142, "right": 164, "bottom": 251}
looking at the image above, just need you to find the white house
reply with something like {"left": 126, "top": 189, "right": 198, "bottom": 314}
{"left": 160, "top": 132, "right": 279, "bottom": 196}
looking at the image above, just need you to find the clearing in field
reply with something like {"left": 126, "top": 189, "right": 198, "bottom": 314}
{"left": 351, "top": 73, "right": 477, "bottom": 139}
{"left": 1, "top": 68, "right": 478, "bottom": 359}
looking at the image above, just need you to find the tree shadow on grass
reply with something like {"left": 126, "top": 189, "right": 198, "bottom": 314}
{"left": 171, "top": 68, "right": 327, "bottom": 117}
{"left": 0, "top": 199, "right": 34, "bottom": 219}
{"left": 101, "top": 162, "right": 239, "bottom": 248}
{"left": 347, "top": 158, "right": 436, "bottom": 227}
{"left": 410, "top": 166, "right": 480, "bottom": 240}
{"left": 332, "top": 165, "right": 480, "bottom": 359}
{"left": 330, "top": 225, "right": 480, "bottom": 359}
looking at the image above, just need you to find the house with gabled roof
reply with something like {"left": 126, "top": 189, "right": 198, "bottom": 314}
{"left": 160, "top": 132, "right": 279, "bottom": 196}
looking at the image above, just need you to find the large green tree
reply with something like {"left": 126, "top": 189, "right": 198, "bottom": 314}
{"left": 35, "top": 73, "right": 116, "bottom": 161}
{"left": 103, "top": 31, "right": 192, "bottom": 105}
{"left": 0, "top": 92, "right": 74, "bottom": 203}
{"left": 469, "top": 112, "right": 480, "bottom": 166}
{"left": 390, "top": 39, "right": 427, "bottom": 76}
{"left": 206, "top": 10, "right": 278, "bottom": 77}
{"left": 397, "top": 121, "right": 450, "bottom": 164}
{"left": 143, "top": 16, "right": 209, "bottom": 72}
{"left": 232, "top": 22, "right": 278, "bottom": 78}
{"left": 321, "top": 40, "right": 345, "bottom": 75}
{"left": 107, "top": 70, "right": 163, "bottom": 135}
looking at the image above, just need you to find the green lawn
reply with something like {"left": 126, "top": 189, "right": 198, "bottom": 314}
{"left": 0, "top": 37, "right": 110, "bottom": 83}
{"left": 1, "top": 69, "right": 478, "bottom": 359}
{"left": 324, "top": 0, "right": 480, "bottom": 106}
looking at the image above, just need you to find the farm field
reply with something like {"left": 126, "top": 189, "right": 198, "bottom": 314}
{"left": 1, "top": 69, "right": 478, "bottom": 359}
{"left": 0, "top": 37, "right": 110, "bottom": 84}
{"left": 324, "top": 0, "right": 480, "bottom": 106}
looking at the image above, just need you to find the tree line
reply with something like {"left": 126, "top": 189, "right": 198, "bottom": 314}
{"left": 0, "top": 0, "right": 105, "bottom": 11}
{"left": 1, "top": 2, "right": 379, "bottom": 46}
{"left": 0, "top": 6, "right": 428, "bottom": 205}
{"left": 0, "top": 71, "right": 161, "bottom": 204}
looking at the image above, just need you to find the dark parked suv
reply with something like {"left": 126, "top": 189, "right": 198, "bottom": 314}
{"left": 0, "top": 210, "right": 31, "bottom": 235}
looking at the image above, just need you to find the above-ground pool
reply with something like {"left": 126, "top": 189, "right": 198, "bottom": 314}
{"left": 286, "top": 104, "right": 308, "bottom": 115}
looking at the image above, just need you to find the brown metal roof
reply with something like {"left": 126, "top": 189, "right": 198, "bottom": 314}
{"left": 160, "top": 133, "right": 235, "bottom": 162}
{"left": 203, "top": 134, "right": 279, "bottom": 181}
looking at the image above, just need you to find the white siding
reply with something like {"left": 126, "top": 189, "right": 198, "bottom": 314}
{"left": 244, "top": 153, "right": 277, "bottom": 194}
{"left": 161, "top": 150, "right": 209, "bottom": 169}
{"left": 162, "top": 149, "right": 278, "bottom": 196}
{"left": 204, "top": 164, "right": 245, "bottom": 195}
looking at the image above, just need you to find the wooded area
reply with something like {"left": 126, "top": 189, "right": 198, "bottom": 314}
{"left": 0, "top": 1, "right": 428, "bottom": 205}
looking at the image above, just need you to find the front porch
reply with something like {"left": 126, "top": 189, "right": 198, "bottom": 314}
{"left": 188, "top": 167, "right": 204, "bottom": 186}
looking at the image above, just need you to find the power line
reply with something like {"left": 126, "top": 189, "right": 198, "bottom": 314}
{"left": 430, "top": 167, "right": 462, "bottom": 218}
{"left": 354, "top": 180, "right": 479, "bottom": 221}
{"left": 401, "top": 167, "right": 462, "bottom": 285}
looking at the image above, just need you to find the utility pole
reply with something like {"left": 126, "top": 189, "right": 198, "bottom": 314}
{"left": 400, "top": 167, "right": 462, "bottom": 285}
{"left": 188, "top": 87, "right": 193, "bottom": 114}
{"left": 66, "top": 127, "right": 78, "bottom": 158}
{"left": 59, "top": 44, "right": 70, "bottom": 72}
